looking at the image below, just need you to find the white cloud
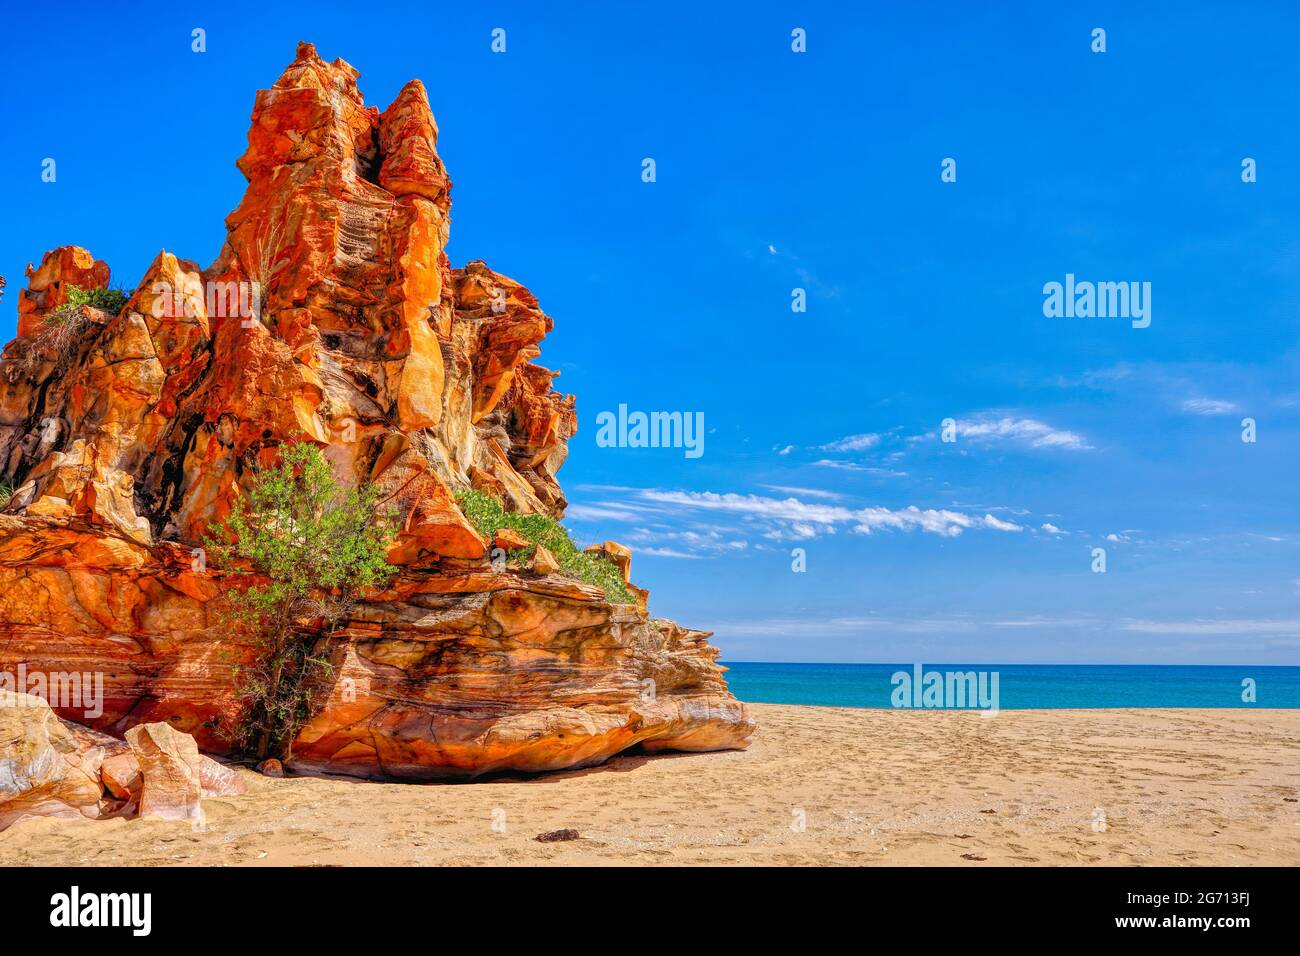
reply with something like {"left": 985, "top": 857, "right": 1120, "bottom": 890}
{"left": 620, "top": 525, "right": 749, "bottom": 557}
{"left": 813, "top": 460, "right": 907, "bottom": 477}
{"left": 572, "top": 487, "right": 1029, "bottom": 548}
{"left": 564, "top": 503, "right": 650, "bottom": 523}
{"left": 1181, "top": 397, "right": 1240, "bottom": 416}
{"left": 776, "top": 444, "right": 794, "bottom": 455}
{"left": 638, "top": 490, "right": 851, "bottom": 526}
{"left": 1040, "top": 522, "right": 1067, "bottom": 535}
{"left": 852, "top": 506, "right": 1021, "bottom": 537}
{"left": 710, "top": 615, "right": 981, "bottom": 637}
{"left": 982, "top": 514, "right": 1024, "bottom": 532}
{"left": 1121, "top": 618, "right": 1300, "bottom": 636}
{"left": 760, "top": 484, "right": 844, "bottom": 500}
{"left": 954, "top": 415, "right": 1090, "bottom": 450}
{"left": 820, "top": 433, "right": 881, "bottom": 452}
{"left": 715, "top": 614, "right": 1300, "bottom": 642}
{"left": 844, "top": 507, "right": 1023, "bottom": 537}
{"left": 990, "top": 616, "right": 1095, "bottom": 628}
{"left": 637, "top": 547, "right": 706, "bottom": 560}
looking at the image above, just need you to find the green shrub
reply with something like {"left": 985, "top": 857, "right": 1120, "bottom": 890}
{"left": 64, "top": 284, "right": 131, "bottom": 315}
{"left": 456, "top": 489, "right": 636, "bottom": 605}
{"left": 206, "top": 442, "right": 398, "bottom": 760}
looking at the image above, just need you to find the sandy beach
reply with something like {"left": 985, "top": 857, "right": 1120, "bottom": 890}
{"left": 2, "top": 704, "right": 1297, "bottom": 866}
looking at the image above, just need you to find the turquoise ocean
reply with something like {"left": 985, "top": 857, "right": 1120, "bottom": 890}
{"left": 720, "top": 662, "right": 1300, "bottom": 709}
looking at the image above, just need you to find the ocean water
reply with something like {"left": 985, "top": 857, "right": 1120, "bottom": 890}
{"left": 720, "top": 662, "right": 1300, "bottom": 709}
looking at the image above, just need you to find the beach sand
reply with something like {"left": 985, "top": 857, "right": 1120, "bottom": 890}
{"left": 2, "top": 704, "right": 1297, "bottom": 866}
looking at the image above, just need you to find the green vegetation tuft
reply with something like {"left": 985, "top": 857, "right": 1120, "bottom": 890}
{"left": 206, "top": 442, "right": 398, "bottom": 760}
{"left": 455, "top": 489, "right": 636, "bottom": 605}
{"left": 64, "top": 284, "right": 131, "bottom": 315}
{"left": 4, "top": 285, "right": 134, "bottom": 376}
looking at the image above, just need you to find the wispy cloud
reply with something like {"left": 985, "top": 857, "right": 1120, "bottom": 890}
{"left": 819, "top": 432, "right": 881, "bottom": 452}
{"left": 709, "top": 615, "right": 983, "bottom": 637}
{"left": 1121, "top": 618, "right": 1300, "bottom": 636}
{"left": 849, "top": 506, "right": 1023, "bottom": 536}
{"left": 713, "top": 612, "right": 1107, "bottom": 638}
{"left": 636, "top": 490, "right": 851, "bottom": 531}
{"left": 981, "top": 514, "right": 1025, "bottom": 532}
{"left": 755, "top": 240, "right": 839, "bottom": 297}
{"left": 952, "top": 414, "right": 1091, "bottom": 450}
{"left": 564, "top": 503, "right": 653, "bottom": 523}
{"left": 636, "top": 547, "right": 707, "bottom": 560}
{"left": 1073, "top": 362, "right": 1265, "bottom": 419}
{"left": 615, "top": 524, "right": 750, "bottom": 557}
{"left": 812, "top": 460, "right": 908, "bottom": 477}
{"left": 760, "top": 484, "right": 844, "bottom": 501}
{"left": 1181, "top": 397, "right": 1240, "bottom": 416}
{"left": 1105, "top": 530, "right": 1145, "bottom": 544}
{"left": 570, "top": 487, "right": 1029, "bottom": 547}
{"left": 714, "top": 613, "right": 1300, "bottom": 641}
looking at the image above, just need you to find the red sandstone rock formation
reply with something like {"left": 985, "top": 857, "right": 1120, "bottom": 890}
{"left": 0, "top": 43, "right": 753, "bottom": 781}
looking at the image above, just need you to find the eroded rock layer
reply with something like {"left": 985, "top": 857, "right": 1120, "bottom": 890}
{"left": 0, "top": 43, "right": 752, "bottom": 780}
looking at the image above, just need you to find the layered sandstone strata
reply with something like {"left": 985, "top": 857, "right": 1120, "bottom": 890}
{"left": 0, "top": 43, "right": 752, "bottom": 780}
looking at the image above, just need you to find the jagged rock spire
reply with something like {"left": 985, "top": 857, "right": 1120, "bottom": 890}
{"left": 0, "top": 46, "right": 750, "bottom": 783}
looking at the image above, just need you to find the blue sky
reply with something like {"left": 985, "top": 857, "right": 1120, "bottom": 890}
{"left": 2, "top": 2, "right": 1297, "bottom": 664}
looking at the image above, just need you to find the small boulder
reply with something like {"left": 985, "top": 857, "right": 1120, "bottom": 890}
{"left": 583, "top": 540, "right": 632, "bottom": 583}
{"left": 535, "top": 828, "right": 580, "bottom": 843}
{"left": 257, "top": 758, "right": 284, "bottom": 778}
{"left": 532, "top": 545, "right": 561, "bottom": 575}
{"left": 467, "top": 465, "right": 508, "bottom": 500}
{"left": 99, "top": 751, "right": 142, "bottom": 800}
{"left": 125, "top": 722, "right": 204, "bottom": 822}
{"left": 493, "top": 527, "right": 529, "bottom": 552}
{"left": 199, "top": 756, "right": 247, "bottom": 796}
{"left": 0, "top": 690, "right": 104, "bottom": 831}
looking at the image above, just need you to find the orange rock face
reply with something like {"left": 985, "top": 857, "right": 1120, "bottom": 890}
{"left": 0, "top": 42, "right": 753, "bottom": 781}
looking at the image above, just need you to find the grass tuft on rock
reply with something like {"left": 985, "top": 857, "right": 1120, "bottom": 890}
{"left": 63, "top": 284, "right": 132, "bottom": 314}
{"left": 6, "top": 285, "right": 133, "bottom": 376}
{"left": 456, "top": 489, "right": 636, "bottom": 605}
